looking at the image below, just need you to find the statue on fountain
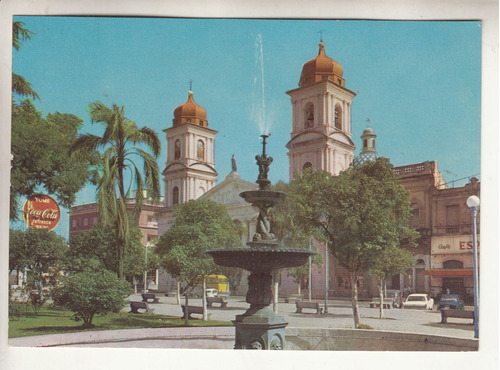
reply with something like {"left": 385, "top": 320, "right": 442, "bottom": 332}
{"left": 255, "top": 134, "right": 273, "bottom": 190}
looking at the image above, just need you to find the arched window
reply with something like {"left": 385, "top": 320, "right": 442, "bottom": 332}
{"left": 443, "top": 260, "right": 464, "bottom": 269}
{"left": 303, "top": 162, "right": 313, "bottom": 170}
{"left": 304, "top": 103, "right": 314, "bottom": 128}
{"left": 174, "top": 139, "right": 181, "bottom": 160}
{"left": 172, "top": 186, "right": 179, "bottom": 206}
{"left": 197, "top": 140, "right": 205, "bottom": 160}
{"left": 335, "top": 104, "right": 342, "bottom": 129}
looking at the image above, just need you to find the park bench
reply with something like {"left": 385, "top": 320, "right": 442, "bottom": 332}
{"left": 369, "top": 297, "right": 394, "bottom": 309}
{"left": 130, "top": 301, "right": 154, "bottom": 314}
{"left": 285, "top": 294, "right": 304, "bottom": 303}
{"left": 142, "top": 293, "right": 160, "bottom": 303}
{"left": 440, "top": 309, "right": 475, "bottom": 324}
{"left": 181, "top": 305, "right": 204, "bottom": 319}
{"left": 207, "top": 296, "right": 227, "bottom": 308}
{"left": 295, "top": 301, "right": 323, "bottom": 314}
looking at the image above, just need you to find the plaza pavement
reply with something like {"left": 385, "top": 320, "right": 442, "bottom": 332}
{"left": 9, "top": 294, "right": 475, "bottom": 348}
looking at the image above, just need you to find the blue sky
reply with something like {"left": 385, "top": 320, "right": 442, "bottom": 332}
{"left": 11, "top": 17, "right": 481, "bottom": 239}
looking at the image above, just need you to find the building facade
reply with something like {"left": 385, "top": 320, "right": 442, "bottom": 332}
{"left": 162, "top": 90, "right": 218, "bottom": 209}
{"left": 286, "top": 41, "right": 356, "bottom": 180}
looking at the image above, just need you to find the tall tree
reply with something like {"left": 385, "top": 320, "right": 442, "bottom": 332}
{"left": 368, "top": 246, "right": 416, "bottom": 318}
{"left": 10, "top": 100, "right": 99, "bottom": 219}
{"left": 156, "top": 199, "right": 244, "bottom": 323}
{"left": 66, "top": 222, "right": 149, "bottom": 282}
{"left": 287, "top": 160, "right": 419, "bottom": 327}
{"left": 70, "top": 101, "right": 161, "bottom": 279}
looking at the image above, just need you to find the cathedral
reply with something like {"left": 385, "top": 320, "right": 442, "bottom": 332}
{"left": 69, "top": 40, "right": 480, "bottom": 301}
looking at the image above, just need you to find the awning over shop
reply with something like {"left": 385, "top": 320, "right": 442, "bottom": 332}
{"left": 424, "top": 269, "right": 473, "bottom": 277}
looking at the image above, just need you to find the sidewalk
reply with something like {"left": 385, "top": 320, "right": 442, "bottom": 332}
{"left": 8, "top": 294, "right": 476, "bottom": 348}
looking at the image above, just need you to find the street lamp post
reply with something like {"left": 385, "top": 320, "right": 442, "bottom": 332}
{"left": 466, "top": 195, "right": 480, "bottom": 339}
{"left": 324, "top": 241, "right": 329, "bottom": 314}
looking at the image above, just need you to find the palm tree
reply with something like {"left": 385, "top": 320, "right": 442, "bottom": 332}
{"left": 71, "top": 101, "right": 161, "bottom": 279}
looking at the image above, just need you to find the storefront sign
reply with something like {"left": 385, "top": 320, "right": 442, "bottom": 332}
{"left": 431, "top": 235, "right": 480, "bottom": 255}
{"left": 23, "top": 194, "right": 60, "bottom": 230}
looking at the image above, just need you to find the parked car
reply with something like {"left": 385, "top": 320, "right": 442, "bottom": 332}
{"left": 386, "top": 289, "right": 403, "bottom": 308}
{"left": 437, "top": 294, "right": 465, "bottom": 310}
{"left": 402, "top": 293, "right": 434, "bottom": 310}
{"left": 206, "top": 288, "right": 218, "bottom": 298}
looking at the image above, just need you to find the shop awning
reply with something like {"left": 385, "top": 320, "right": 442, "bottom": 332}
{"left": 424, "top": 269, "right": 473, "bottom": 277}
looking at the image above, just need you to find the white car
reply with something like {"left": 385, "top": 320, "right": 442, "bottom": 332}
{"left": 206, "top": 289, "right": 218, "bottom": 298}
{"left": 402, "top": 294, "right": 434, "bottom": 310}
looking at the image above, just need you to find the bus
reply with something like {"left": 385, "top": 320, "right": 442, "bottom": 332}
{"left": 190, "top": 274, "right": 230, "bottom": 297}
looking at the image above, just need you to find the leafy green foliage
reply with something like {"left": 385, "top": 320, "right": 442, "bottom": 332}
{"left": 156, "top": 199, "right": 244, "bottom": 288}
{"left": 269, "top": 181, "right": 323, "bottom": 286}
{"left": 70, "top": 101, "right": 161, "bottom": 278}
{"left": 66, "top": 222, "right": 148, "bottom": 280}
{"left": 289, "top": 159, "right": 418, "bottom": 273}
{"left": 368, "top": 246, "right": 416, "bottom": 280}
{"left": 9, "top": 228, "right": 68, "bottom": 313}
{"left": 287, "top": 159, "right": 419, "bottom": 326}
{"left": 51, "top": 270, "right": 132, "bottom": 327}
{"left": 10, "top": 100, "right": 99, "bottom": 219}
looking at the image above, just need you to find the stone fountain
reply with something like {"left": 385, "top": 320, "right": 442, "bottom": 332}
{"left": 207, "top": 135, "right": 313, "bottom": 350}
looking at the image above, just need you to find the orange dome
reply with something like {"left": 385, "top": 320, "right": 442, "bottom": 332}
{"left": 173, "top": 91, "right": 208, "bottom": 127}
{"left": 299, "top": 42, "right": 345, "bottom": 88}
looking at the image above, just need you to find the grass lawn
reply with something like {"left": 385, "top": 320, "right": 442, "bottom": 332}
{"left": 9, "top": 305, "right": 232, "bottom": 338}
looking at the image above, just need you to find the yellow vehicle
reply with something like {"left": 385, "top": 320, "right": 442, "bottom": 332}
{"left": 206, "top": 275, "right": 230, "bottom": 295}
{"left": 189, "top": 274, "right": 230, "bottom": 297}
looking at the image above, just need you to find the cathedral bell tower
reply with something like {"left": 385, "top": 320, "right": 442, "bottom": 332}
{"left": 286, "top": 41, "right": 356, "bottom": 180}
{"left": 163, "top": 90, "right": 218, "bottom": 207}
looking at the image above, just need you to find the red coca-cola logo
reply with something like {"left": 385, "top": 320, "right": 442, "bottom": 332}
{"left": 23, "top": 194, "right": 60, "bottom": 230}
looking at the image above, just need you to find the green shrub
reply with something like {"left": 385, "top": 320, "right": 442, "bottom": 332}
{"left": 52, "top": 269, "right": 132, "bottom": 327}
{"left": 9, "top": 300, "right": 29, "bottom": 318}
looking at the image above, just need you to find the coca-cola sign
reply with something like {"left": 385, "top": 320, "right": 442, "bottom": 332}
{"left": 23, "top": 194, "right": 60, "bottom": 230}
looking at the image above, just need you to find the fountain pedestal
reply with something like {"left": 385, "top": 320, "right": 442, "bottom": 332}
{"left": 207, "top": 135, "right": 313, "bottom": 350}
{"left": 233, "top": 271, "right": 286, "bottom": 350}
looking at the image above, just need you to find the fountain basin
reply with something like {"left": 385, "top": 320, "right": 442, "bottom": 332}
{"left": 207, "top": 246, "right": 312, "bottom": 273}
{"left": 239, "top": 190, "right": 287, "bottom": 206}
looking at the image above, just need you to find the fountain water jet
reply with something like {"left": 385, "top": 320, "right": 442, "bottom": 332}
{"left": 207, "top": 135, "right": 313, "bottom": 350}
{"left": 251, "top": 34, "right": 271, "bottom": 135}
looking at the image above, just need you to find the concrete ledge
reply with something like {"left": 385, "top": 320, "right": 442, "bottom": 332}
{"left": 10, "top": 326, "right": 478, "bottom": 351}
{"left": 285, "top": 327, "right": 478, "bottom": 351}
{"left": 9, "top": 326, "right": 235, "bottom": 348}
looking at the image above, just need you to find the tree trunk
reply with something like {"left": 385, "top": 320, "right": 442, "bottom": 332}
{"left": 202, "top": 276, "right": 208, "bottom": 321}
{"left": 116, "top": 239, "right": 124, "bottom": 279}
{"left": 176, "top": 281, "right": 181, "bottom": 305}
{"left": 272, "top": 276, "right": 279, "bottom": 313}
{"left": 379, "top": 278, "right": 384, "bottom": 319}
{"left": 184, "top": 294, "right": 189, "bottom": 326}
{"left": 350, "top": 272, "right": 360, "bottom": 328}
